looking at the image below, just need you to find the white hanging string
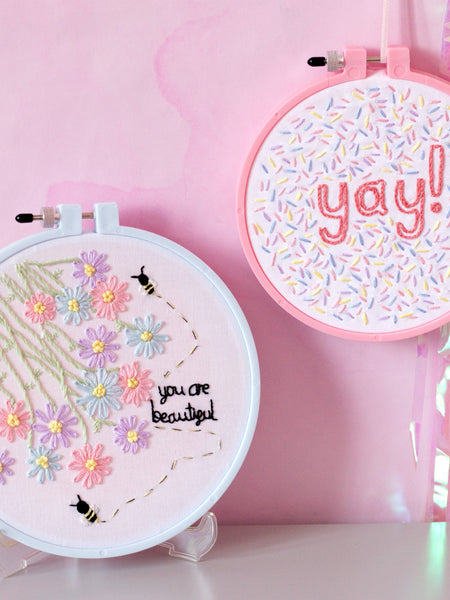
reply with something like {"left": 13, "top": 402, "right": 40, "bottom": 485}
{"left": 380, "top": 0, "right": 391, "bottom": 63}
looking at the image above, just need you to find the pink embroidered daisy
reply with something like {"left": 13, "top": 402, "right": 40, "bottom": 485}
{"left": 90, "top": 276, "right": 131, "bottom": 321}
{"left": 68, "top": 443, "right": 112, "bottom": 489}
{"left": 118, "top": 362, "right": 154, "bottom": 407}
{"left": 0, "top": 400, "right": 31, "bottom": 442}
{"left": 24, "top": 292, "right": 56, "bottom": 324}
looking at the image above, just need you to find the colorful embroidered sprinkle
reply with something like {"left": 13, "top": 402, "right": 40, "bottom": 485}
{"left": 26, "top": 446, "right": 62, "bottom": 483}
{"left": 113, "top": 415, "right": 150, "bottom": 454}
{"left": 55, "top": 286, "right": 92, "bottom": 325}
{"left": 0, "top": 449, "right": 14, "bottom": 485}
{"left": 73, "top": 251, "right": 110, "bottom": 289}
{"left": 118, "top": 362, "right": 154, "bottom": 406}
{"left": 33, "top": 403, "right": 79, "bottom": 449}
{"left": 24, "top": 292, "right": 57, "bottom": 325}
{"left": 90, "top": 276, "right": 131, "bottom": 321}
{"left": 68, "top": 443, "right": 111, "bottom": 489}
{"left": 125, "top": 315, "right": 169, "bottom": 359}
{"left": 0, "top": 400, "right": 31, "bottom": 442}
{"left": 78, "top": 325, "right": 120, "bottom": 368}
{"left": 75, "top": 368, "right": 122, "bottom": 419}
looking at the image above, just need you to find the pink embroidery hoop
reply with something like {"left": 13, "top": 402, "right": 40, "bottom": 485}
{"left": 238, "top": 47, "right": 450, "bottom": 341}
{"left": 0, "top": 203, "right": 259, "bottom": 558}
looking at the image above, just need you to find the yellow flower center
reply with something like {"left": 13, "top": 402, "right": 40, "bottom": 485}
{"left": 85, "top": 458, "right": 97, "bottom": 471}
{"left": 0, "top": 462, "right": 3, "bottom": 473}
{"left": 33, "top": 301, "right": 46, "bottom": 315}
{"left": 127, "top": 377, "right": 139, "bottom": 389}
{"left": 48, "top": 419, "right": 63, "bottom": 434}
{"left": 140, "top": 331, "right": 153, "bottom": 342}
{"left": 102, "top": 290, "right": 115, "bottom": 303}
{"left": 7, "top": 413, "right": 19, "bottom": 428}
{"left": 36, "top": 456, "right": 49, "bottom": 469}
{"left": 68, "top": 299, "right": 80, "bottom": 312}
{"left": 93, "top": 384, "right": 106, "bottom": 398}
{"left": 127, "top": 430, "right": 138, "bottom": 443}
{"left": 84, "top": 264, "right": 96, "bottom": 277}
{"left": 92, "top": 340, "right": 105, "bottom": 354}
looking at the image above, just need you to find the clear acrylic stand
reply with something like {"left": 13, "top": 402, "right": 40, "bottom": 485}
{"left": 0, "top": 512, "right": 218, "bottom": 580}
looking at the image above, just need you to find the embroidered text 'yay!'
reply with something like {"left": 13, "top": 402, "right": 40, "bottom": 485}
{"left": 318, "top": 144, "right": 445, "bottom": 244}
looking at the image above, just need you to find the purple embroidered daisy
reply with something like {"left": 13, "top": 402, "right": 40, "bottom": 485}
{"left": 33, "top": 403, "right": 79, "bottom": 449}
{"left": 73, "top": 251, "right": 110, "bottom": 289}
{"left": 113, "top": 415, "right": 150, "bottom": 454}
{"left": 78, "top": 325, "right": 120, "bottom": 368}
{"left": 0, "top": 449, "right": 14, "bottom": 485}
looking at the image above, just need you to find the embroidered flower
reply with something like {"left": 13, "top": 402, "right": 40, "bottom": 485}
{"left": 113, "top": 415, "right": 150, "bottom": 454}
{"left": 73, "top": 251, "right": 110, "bottom": 289}
{"left": 26, "top": 445, "right": 62, "bottom": 483}
{"left": 118, "top": 362, "right": 154, "bottom": 406}
{"left": 24, "top": 292, "right": 56, "bottom": 325}
{"left": 55, "top": 286, "right": 91, "bottom": 325}
{"left": 75, "top": 369, "right": 122, "bottom": 419}
{"left": 68, "top": 443, "right": 111, "bottom": 489}
{"left": 0, "top": 449, "right": 14, "bottom": 485}
{"left": 0, "top": 400, "right": 31, "bottom": 442}
{"left": 125, "top": 315, "right": 169, "bottom": 358}
{"left": 90, "top": 276, "right": 131, "bottom": 321}
{"left": 78, "top": 325, "right": 120, "bottom": 368}
{"left": 33, "top": 403, "right": 79, "bottom": 449}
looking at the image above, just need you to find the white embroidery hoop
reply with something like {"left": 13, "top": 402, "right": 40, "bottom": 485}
{"left": 0, "top": 203, "right": 259, "bottom": 558}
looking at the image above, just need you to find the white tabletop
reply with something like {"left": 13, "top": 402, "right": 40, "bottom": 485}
{"left": 2, "top": 523, "right": 449, "bottom": 599}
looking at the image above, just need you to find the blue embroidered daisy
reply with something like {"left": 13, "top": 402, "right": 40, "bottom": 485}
{"left": 75, "top": 368, "right": 122, "bottom": 420}
{"left": 125, "top": 315, "right": 169, "bottom": 359}
{"left": 26, "top": 445, "right": 62, "bottom": 484}
{"left": 55, "top": 286, "right": 91, "bottom": 325}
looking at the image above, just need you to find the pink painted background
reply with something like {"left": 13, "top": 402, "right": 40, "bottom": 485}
{"left": 0, "top": 0, "right": 447, "bottom": 524}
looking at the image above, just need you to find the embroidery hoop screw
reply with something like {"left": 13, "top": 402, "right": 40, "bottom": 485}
{"left": 15, "top": 207, "right": 94, "bottom": 228}
{"left": 307, "top": 51, "right": 383, "bottom": 72}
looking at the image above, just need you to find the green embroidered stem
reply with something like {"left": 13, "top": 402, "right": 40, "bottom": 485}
{"left": 24, "top": 258, "right": 79, "bottom": 268}
{"left": 0, "top": 273, "right": 29, "bottom": 302}
{"left": 115, "top": 318, "right": 137, "bottom": 332}
{"left": 0, "top": 341, "right": 34, "bottom": 432}
{"left": 0, "top": 372, "right": 15, "bottom": 405}
{"left": 59, "top": 372, "right": 88, "bottom": 444}
{"left": 41, "top": 325, "right": 92, "bottom": 374}
{"left": 44, "top": 321, "right": 81, "bottom": 353}
{"left": 93, "top": 418, "right": 117, "bottom": 434}
{"left": 16, "top": 264, "right": 61, "bottom": 297}
{"left": 0, "top": 330, "right": 56, "bottom": 411}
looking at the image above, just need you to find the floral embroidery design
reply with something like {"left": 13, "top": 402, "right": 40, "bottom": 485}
{"left": 90, "top": 276, "right": 131, "bottom": 321}
{"left": 55, "top": 286, "right": 91, "bottom": 325}
{"left": 75, "top": 369, "right": 122, "bottom": 419}
{"left": 113, "top": 416, "right": 150, "bottom": 454}
{"left": 0, "top": 449, "right": 14, "bottom": 485}
{"left": 78, "top": 325, "right": 120, "bottom": 368}
{"left": 118, "top": 362, "right": 154, "bottom": 407}
{"left": 24, "top": 292, "right": 56, "bottom": 325}
{"left": 27, "top": 446, "right": 62, "bottom": 483}
{"left": 68, "top": 443, "right": 111, "bottom": 489}
{"left": 125, "top": 315, "right": 169, "bottom": 358}
{"left": 73, "top": 251, "right": 110, "bottom": 289}
{"left": 33, "top": 403, "right": 79, "bottom": 449}
{"left": 0, "top": 400, "right": 31, "bottom": 442}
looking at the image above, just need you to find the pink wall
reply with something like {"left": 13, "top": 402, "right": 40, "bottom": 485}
{"left": 0, "top": 0, "right": 447, "bottom": 524}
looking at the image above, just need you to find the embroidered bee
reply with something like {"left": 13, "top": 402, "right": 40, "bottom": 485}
{"left": 131, "top": 266, "right": 156, "bottom": 295}
{"left": 70, "top": 495, "right": 105, "bottom": 524}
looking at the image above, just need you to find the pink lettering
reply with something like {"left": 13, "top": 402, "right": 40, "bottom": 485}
{"left": 355, "top": 180, "right": 388, "bottom": 216}
{"left": 394, "top": 179, "right": 426, "bottom": 239}
{"left": 317, "top": 183, "right": 348, "bottom": 245}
